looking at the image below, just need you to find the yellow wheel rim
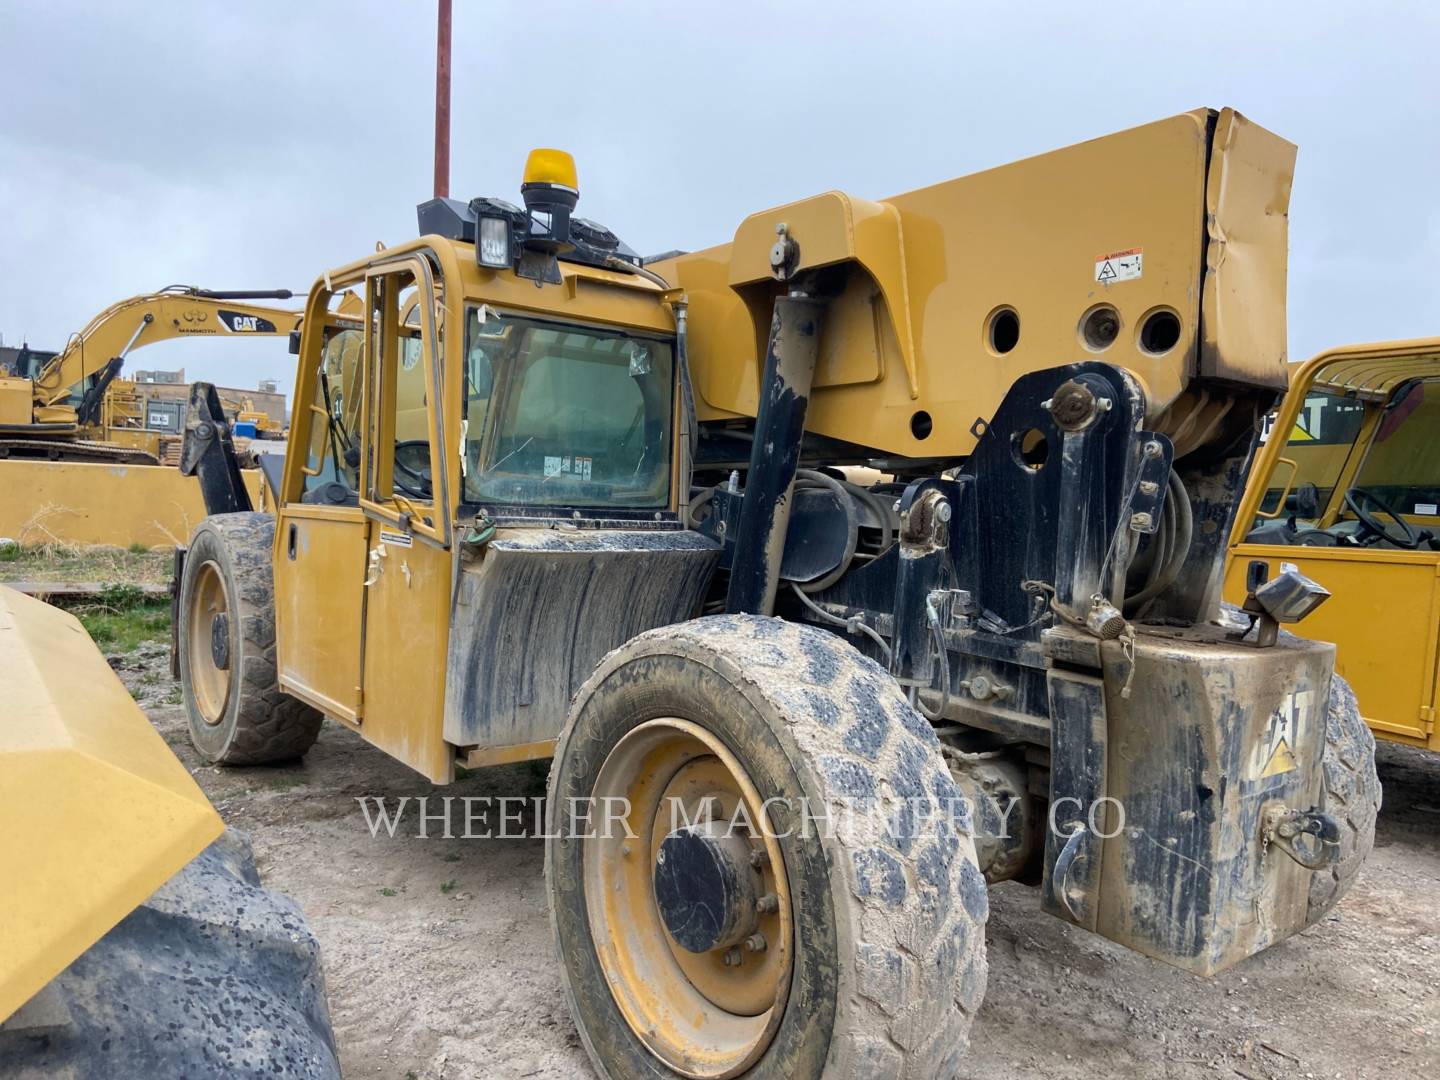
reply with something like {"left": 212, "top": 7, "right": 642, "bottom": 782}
{"left": 583, "top": 718, "right": 794, "bottom": 1079}
{"left": 187, "top": 560, "right": 231, "bottom": 726}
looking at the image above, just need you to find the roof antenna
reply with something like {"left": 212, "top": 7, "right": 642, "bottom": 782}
{"left": 434, "top": 0, "right": 452, "bottom": 200}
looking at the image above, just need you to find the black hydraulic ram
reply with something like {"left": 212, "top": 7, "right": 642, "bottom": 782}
{"left": 725, "top": 287, "right": 829, "bottom": 615}
{"left": 178, "top": 381, "right": 254, "bottom": 516}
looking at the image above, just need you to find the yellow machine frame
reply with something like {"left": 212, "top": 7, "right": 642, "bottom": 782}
{"left": 0, "top": 586, "right": 221, "bottom": 1022}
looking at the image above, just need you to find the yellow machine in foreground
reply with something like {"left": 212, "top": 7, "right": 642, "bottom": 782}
{"left": 0, "top": 585, "right": 339, "bottom": 1072}
{"left": 172, "top": 111, "right": 1378, "bottom": 1078}
{"left": 1227, "top": 338, "right": 1440, "bottom": 752}
{"left": 0, "top": 585, "right": 221, "bottom": 1020}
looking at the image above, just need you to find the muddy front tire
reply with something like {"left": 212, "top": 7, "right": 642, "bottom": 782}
{"left": 1306, "top": 673, "right": 1381, "bottom": 926}
{"left": 178, "top": 512, "right": 322, "bottom": 764}
{"left": 546, "top": 615, "right": 988, "bottom": 1080}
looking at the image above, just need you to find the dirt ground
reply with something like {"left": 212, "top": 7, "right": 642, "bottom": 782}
{"left": 113, "top": 644, "right": 1438, "bottom": 1080}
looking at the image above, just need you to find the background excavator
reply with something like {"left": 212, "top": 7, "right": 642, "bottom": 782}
{"left": 0, "top": 286, "right": 302, "bottom": 465}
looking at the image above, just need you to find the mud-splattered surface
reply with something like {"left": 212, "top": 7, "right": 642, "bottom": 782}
{"left": 121, "top": 648, "right": 1439, "bottom": 1080}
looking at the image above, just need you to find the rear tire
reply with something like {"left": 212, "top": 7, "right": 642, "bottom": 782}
{"left": 546, "top": 615, "right": 988, "bottom": 1080}
{"left": 179, "top": 512, "right": 322, "bottom": 764}
{"left": 1306, "top": 673, "right": 1381, "bottom": 925}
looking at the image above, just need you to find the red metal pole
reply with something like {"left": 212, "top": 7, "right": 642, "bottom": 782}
{"left": 434, "top": 0, "right": 452, "bottom": 199}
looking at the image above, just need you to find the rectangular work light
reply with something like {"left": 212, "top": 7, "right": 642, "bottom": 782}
{"left": 477, "top": 215, "right": 512, "bottom": 269}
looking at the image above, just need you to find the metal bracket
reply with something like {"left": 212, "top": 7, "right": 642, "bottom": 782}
{"left": 1051, "top": 824, "right": 1091, "bottom": 923}
{"left": 1127, "top": 434, "right": 1173, "bottom": 535}
{"left": 1262, "top": 805, "right": 1341, "bottom": 870}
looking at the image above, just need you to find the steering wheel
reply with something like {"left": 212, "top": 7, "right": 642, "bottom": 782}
{"left": 1344, "top": 487, "right": 1424, "bottom": 549}
{"left": 393, "top": 440, "right": 432, "bottom": 499}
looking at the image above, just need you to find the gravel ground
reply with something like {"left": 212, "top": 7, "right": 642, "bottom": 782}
{"left": 115, "top": 643, "right": 1439, "bottom": 1080}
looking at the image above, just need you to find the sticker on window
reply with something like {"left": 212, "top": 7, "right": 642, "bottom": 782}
{"left": 1416, "top": 503, "right": 1438, "bottom": 516}
{"left": 543, "top": 455, "right": 593, "bottom": 482}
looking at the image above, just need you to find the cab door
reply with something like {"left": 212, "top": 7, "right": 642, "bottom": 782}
{"left": 1224, "top": 547, "right": 1440, "bottom": 744}
{"left": 1226, "top": 361, "right": 1440, "bottom": 749}
{"left": 273, "top": 293, "right": 369, "bottom": 723}
{"left": 356, "top": 258, "right": 456, "bottom": 782}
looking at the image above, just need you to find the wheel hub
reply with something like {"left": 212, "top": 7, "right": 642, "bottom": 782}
{"left": 210, "top": 612, "right": 230, "bottom": 670}
{"left": 654, "top": 823, "right": 759, "bottom": 954}
{"left": 582, "top": 718, "right": 794, "bottom": 1078}
{"left": 186, "top": 560, "right": 232, "bottom": 726}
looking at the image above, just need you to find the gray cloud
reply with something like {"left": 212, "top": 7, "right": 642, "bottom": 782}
{"left": 3, "top": 0, "right": 1437, "bottom": 400}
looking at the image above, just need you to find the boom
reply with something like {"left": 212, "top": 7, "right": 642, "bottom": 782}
{"left": 26, "top": 287, "right": 299, "bottom": 417}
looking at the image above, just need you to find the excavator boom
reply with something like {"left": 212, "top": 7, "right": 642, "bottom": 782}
{"left": 28, "top": 287, "right": 299, "bottom": 409}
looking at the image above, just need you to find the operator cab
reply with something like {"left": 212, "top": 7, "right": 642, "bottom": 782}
{"left": 1245, "top": 367, "right": 1440, "bottom": 551}
{"left": 296, "top": 149, "right": 680, "bottom": 523}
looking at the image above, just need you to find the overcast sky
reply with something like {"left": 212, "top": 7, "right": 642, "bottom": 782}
{"left": 2, "top": 1, "right": 1437, "bottom": 402}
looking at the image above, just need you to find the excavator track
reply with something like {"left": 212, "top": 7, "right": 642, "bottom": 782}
{"left": 0, "top": 439, "right": 160, "bottom": 466}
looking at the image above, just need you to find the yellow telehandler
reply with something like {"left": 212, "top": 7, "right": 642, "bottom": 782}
{"left": 1227, "top": 338, "right": 1440, "bottom": 753}
{"left": 168, "top": 109, "right": 1377, "bottom": 1078}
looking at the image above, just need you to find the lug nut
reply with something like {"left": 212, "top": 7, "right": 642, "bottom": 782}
{"left": 749, "top": 848, "right": 769, "bottom": 869}
{"left": 723, "top": 947, "right": 743, "bottom": 966}
{"left": 745, "top": 934, "right": 767, "bottom": 953}
{"left": 756, "top": 893, "right": 779, "bottom": 914}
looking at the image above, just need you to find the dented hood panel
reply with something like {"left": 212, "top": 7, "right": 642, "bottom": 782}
{"left": 1201, "top": 108, "right": 1297, "bottom": 389}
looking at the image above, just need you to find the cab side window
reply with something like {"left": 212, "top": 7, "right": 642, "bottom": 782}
{"left": 365, "top": 269, "right": 441, "bottom": 509}
{"left": 300, "top": 298, "right": 365, "bottom": 503}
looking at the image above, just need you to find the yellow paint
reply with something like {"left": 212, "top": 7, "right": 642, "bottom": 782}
{"left": 653, "top": 107, "right": 1293, "bottom": 456}
{"left": 263, "top": 108, "right": 1300, "bottom": 782}
{"left": 462, "top": 739, "right": 557, "bottom": 769}
{"left": 0, "top": 377, "right": 31, "bottom": 425}
{"left": 0, "top": 459, "right": 262, "bottom": 548}
{"left": 0, "top": 586, "right": 222, "bottom": 1022}
{"left": 15, "top": 290, "right": 303, "bottom": 448}
{"left": 1261, "top": 737, "right": 1297, "bottom": 777}
{"left": 358, "top": 520, "right": 453, "bottom": 782}
{"left": 273, "top": 504, "right": 367, "bottom": 723}
{"left": 1228, "top": 338, "right": 1440, "bottom": 752}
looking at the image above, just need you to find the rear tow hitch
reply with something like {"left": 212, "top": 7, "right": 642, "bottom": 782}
{"left": 1262, "top": 805, "right": 1341, "bottom": 870}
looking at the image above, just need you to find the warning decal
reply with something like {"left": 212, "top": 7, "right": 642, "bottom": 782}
{"left": 1095, "top": 247, "right": 1143, "bottom": 284}
{"left": 1253, "top": 688, "right": 1312, "bottom": 778}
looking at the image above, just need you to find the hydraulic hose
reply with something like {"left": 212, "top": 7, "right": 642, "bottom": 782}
{"left": 1125, "top": 468, "right": 1193, "bottom": 610}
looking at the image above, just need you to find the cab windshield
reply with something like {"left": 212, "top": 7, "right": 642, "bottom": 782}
{"left": 1252, "top": 375, "right": 1440, "bottom": 546}
{"left": 462, "top": 307, "right": 675, "bottom": 510}
{"left": 1350, "top": 379, "right": 1440, "bottom": 511}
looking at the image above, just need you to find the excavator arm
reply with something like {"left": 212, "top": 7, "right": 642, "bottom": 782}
{"left": 23, "top": 288, "right": 301, "bottom": 431}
